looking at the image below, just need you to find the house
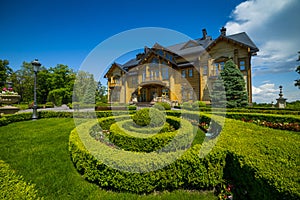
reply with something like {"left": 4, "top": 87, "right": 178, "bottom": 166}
{"left": 104, "top": 27, "right": 259, "bottom": 105}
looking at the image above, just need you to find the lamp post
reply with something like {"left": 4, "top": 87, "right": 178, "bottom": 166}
{"left": 31, "top": 59, "right": 41, "bottom": 120}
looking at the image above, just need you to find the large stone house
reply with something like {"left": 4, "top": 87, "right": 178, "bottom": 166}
{"left": 104, "top": 27, "right": 259, "bottom": 105}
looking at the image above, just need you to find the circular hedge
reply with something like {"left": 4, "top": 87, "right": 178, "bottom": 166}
{"left": 132, "top": 108, "right": 165, "bottom": 127}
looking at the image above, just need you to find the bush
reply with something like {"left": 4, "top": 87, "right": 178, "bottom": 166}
{"left": 108, "top": 116, "right": 193, "bottom": 152}
{"left": 0, "top": 160, "right": 41, "bottom": 199}
{"left": 45, "top": 102, "right": 54, "bottom": 108}
{"left": 182, "top": 102, "right": 192, "bottom": 109}
{"left": 132, "top": 108, "right": 165, "bottom": 127}
{"left": 47, "top": 88, "right": 71, "bottom": 106}
{"left": 153, "top": 102, "right": 171, "bottom": 110}
{"left": 127, "top": 105, "right": 137, "bottom": 110}
{"left": 192, "top": 101, "right": 206, "bottom": 108}
{"left": 120, "top": 120, "right": 174, "bottom": 134}
{"left": 69, "top": 120, "right": 226, "bottom": 193}
{"left": 218, "top": 118, "right": 300, "bottom": 199}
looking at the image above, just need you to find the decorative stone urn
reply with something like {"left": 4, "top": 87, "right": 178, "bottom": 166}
{"left": 0, "top": 94, "right": 21, "bottom": 114}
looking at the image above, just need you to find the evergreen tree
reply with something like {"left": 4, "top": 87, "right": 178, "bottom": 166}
{"left": 0, "top": 59, "right": 12, "bottom": 87}
{"left": 220, "top": 59, "right": 248, "bottom": 108}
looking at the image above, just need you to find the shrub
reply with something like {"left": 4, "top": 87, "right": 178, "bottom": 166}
{"left": 45, "top": 102, "right": 54, "bottom": 108}
{"left": 153, "top": 102, "right": 171, "bottom": 110}
{"left": 69, "top": 120, "right": 226, "bottom": 194}
{"left": 127, "top": 105, "right": 137, "bottom": 110}
{"left": 47, "top": 88, "right": 71, "bottom": 106}
{"left": 120, "top": 119, "right": 174, "bottom": 134}
{"left": 182, "top": 102, "right": 192, "bottom": 109}
{"left": 108, "top": 116, "right": 193, "bottom": 152}
{"left": 192, "top": 101, "right": 206, "bottom": 108}
{"left": 0, "top": 160, "right": 41, "bottom": 199}
{"left": 132, "top": 108, "right": 165, "bottom": 127}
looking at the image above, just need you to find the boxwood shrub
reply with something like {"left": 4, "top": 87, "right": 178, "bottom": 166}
{"left": 120, "top": 119, "right": 174, "bottom": 134}
{"left": 0, "top": 160, "right": 42, "bottom": 199}
{"left": 108, "top": 116, "right": 194, "bottom": 152}
{"left": 218, "top": 118, "right": 300, "bottom": 199}
{"left": 69, "top": 121, "right": 226, "bottom": 193}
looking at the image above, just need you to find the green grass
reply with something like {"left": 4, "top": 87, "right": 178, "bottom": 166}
{"left": 0, "top": 118, "right": 216, "bottom": 199}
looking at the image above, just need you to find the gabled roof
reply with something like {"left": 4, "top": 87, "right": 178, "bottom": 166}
{"left": 206, "top": 32, "right": 259, "bottom": 54}
{"left": 227, "top": 32, "right": 258, "bottom": 52}
{"left": 104, "top": 62, "right": 126, "bottom": 78}
{"left": 109, "top": 30, "right": 259, "bottom": 71}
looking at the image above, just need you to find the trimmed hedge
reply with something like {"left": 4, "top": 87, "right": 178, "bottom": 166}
{"left": 108, "top": 116, "right": 194, "bottom": 152}
{"left": 132, "top": 108, "right": 165, "bottom": 127}
{"left": 69, "top": 121, "right": 226, "bottom": 193}
{"left": 0, "top": 160, "right": 42, "bottom": 199}
{"left": 218, "top": 119, "right": 300, "bottom": 199}
{"left": 120, "top": 120, "right": 174, "bottom": 134}
{"left": 224, "top": 112, "right": 300, "bottom": 132}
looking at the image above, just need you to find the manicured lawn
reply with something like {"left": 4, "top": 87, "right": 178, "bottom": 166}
{"left": 0, "top": 118, "right": 216, "bottom": 199}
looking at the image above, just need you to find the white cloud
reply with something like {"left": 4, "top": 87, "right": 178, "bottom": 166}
{"left": 252, "top": 83, "right": 277, "bottom": 103}
{"left": 225, "top": 0, "right": 300, "bottom": 75}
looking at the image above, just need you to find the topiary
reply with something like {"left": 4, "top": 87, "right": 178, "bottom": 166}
{"left": 192, "top": 101, "right": 206, "bottom": 108}
{"left": 153, "top": 102, "right": 171, "bottom": 110}
{"left": 132, "top": 108, "right": 165, "bottom": 127}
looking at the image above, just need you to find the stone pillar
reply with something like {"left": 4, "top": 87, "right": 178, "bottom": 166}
{"left": 276, "top": 86, "right": 287, "bottom": 108}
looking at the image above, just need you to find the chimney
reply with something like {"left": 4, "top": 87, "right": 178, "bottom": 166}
{"left": 202, "top": 28, "right": 207, "bottom": 40}
{"left": 220, "top": 27, "right": 226, "bottom": 36}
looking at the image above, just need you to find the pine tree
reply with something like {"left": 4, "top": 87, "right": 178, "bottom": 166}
{"left": 220, "top": 59, "right": 248, "bottom": 108}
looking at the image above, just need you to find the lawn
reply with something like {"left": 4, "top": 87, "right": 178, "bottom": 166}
{"left": 0, "top": 118, "right": 216, "bottom": 199}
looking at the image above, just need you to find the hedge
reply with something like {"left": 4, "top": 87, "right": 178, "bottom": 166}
{"left": 0, "top": 160, "right": 42, "bottom": 199}
{"left": 69, "top": 120, "right": 226, "bottom": 193}
{"left": 224, "top": 112, "right": 300, "bottom": 132}
{"left": 120, "top": 120, "right": 174, "bottom": 134}
{"left": 218, "top": 119, "right": 300, "bottom": 199}
{"left": 70, "top": 111, "right": 300, "bottom": 198}
{"left": 108, "top": 116, "right": 194, "bottom": 152}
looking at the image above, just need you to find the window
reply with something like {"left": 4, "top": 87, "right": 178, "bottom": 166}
{"left": 132, "top": 76, "right": 137, "bottom": 85}
{"left": 220, "top": 62, "right": 225, "bottom": 70}
{"left": 188, "top": 68, "right": 193, "bottom": 77}
{"left": 203, "top": 66, "right": 208, "bottom": 75}
{"left": 239, "top": 60, "right": 246, "bottom": 70}
{"left": 189, "top": 90, "right": 194, "bottom": 100}
{"left": 162, "top": 67, "right": 169, "bottom": 79}
{"left": 142, "top": 70, "right": 146, "bottom": 81}
{"left": 151, "top": 58, "right": 159, "bottom": 64}
{"left": 155, "top": 69, "right": 159, "bottom": 78}
{"left": 214, "top": 63, "right": 219, "bottom": 76}
{"left": 181, "top": 69, "right": 186, "bottom": 78}
{"left": 157, "top": 49, "right": 164, "bottom": 56}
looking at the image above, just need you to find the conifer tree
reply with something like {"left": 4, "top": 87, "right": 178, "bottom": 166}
{"left": 220, "top": 59, "right": 248, "bottom": 108}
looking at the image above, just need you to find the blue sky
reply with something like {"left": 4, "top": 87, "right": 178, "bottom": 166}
{"left": 0, "top": 0, "right": 299, "bottom": 102}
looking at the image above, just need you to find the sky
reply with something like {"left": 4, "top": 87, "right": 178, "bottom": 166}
{"left": 0, "top": 0, "right": 299, "bottom": 103}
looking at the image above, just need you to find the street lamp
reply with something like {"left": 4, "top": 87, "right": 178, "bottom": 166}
{"left": 31, "top": 59, "right": 41, "bottom": 120}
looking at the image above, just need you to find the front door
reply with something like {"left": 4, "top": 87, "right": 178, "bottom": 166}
{"left": 150, "top": 88, "right": 157, "bottom": 101}
{"left": 140, "top": 88, "right": 147, "bottom": 102}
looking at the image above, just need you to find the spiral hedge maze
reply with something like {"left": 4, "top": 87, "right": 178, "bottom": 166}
{"left": 69, "top": 108, "right": 300, "bottom": 199}
{"left": 0, "top": 109, "right": 298, "bottom": 199}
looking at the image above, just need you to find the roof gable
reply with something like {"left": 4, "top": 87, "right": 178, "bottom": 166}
{"left": 206, "top": 32, "right": 259, "bottom": 54}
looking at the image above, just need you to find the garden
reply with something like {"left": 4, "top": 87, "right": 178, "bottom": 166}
{"left": 0, "top": 107, "right": 299, "bottom": 200}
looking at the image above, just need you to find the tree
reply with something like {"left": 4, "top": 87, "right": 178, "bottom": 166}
{"left": 46, "top": 64, "right": 75, "bottom": 105}
{"left": 95, "top": 81, "right": 107, "bottom": 103}
{"left": 73, "top": 70, "right": 97, "bottom": 103}
{"left": 295, "top": 51, "right": 300, "bottom": 89}
{"left": 0, "top": 59, "right": 12, "bottom": 87}
{"left": 220, "top": 59, "right": 248, "bottom": 108}
{"left": 10, "top": 62, "right": 34, "bottom": 103}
